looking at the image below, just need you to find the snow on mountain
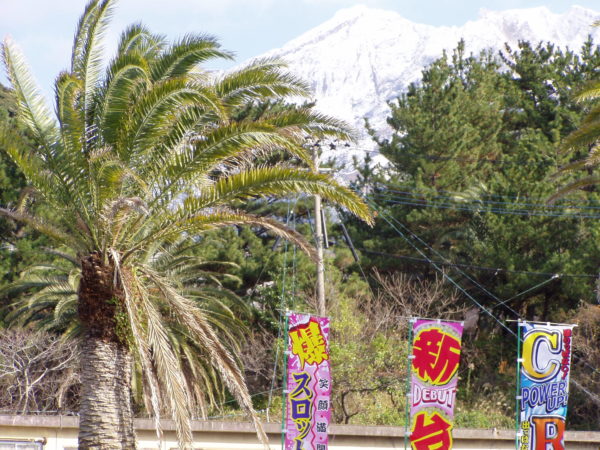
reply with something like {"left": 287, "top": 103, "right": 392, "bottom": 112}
{"left": 250, "top": 5, "right": 600, "bottom": 171}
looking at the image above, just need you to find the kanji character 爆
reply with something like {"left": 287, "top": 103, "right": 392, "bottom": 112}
{"left": 290, "top": 320, "right": 329, "bottom": 368}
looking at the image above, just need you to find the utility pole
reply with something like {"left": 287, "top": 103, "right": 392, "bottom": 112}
{"left": 313, "top": 145, "right": 326, "bottom": 316}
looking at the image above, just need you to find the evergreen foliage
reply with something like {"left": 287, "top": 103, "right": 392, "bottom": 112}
{"left": 356, "top": 39, "right": 600, "bottom": 316}
{"left": 0, "top": 0, "right": 372, "bottom": 446}
{"left": 348, "top": 39, "right": 600, "bottom": 428}
{"left": 0, "top": 84, "right": 53, "bottom": 316}
{"left": 1, "top": 7, "right": 599, "bottom": 433}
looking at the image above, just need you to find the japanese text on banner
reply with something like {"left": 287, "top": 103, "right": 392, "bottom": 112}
{"left": 285, "top": 313, "right": 331, "bottom": 450}
{"left": 518, "top": 323, "right": 574, "bottom": 450}
{"left": 409, "top": 319, "right": 463, "bottom": 450}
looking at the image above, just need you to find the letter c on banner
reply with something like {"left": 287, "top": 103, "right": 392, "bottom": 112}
{"left": 522, "top": 329, "right": 562, "bottom": 382}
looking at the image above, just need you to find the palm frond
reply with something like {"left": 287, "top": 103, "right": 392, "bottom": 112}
{"left": 548, "top": 176, "right": 600, "bottom": 203}
{"left": 0, "top": 125, "right": 59, "bottom": 201}
{"left": 140, "top": 268, "right": 269, "bottom": 447}
{"left": 185, "top": 167, "right": 374, "bottom": 225}
{"left": 71, "top": 0, "right": 115, "bottom": 130}
{"left": 121, "top": 78, "right": 224, "bottom": 162}
{"left": 0, "top": 208, "right": 74, "bottom": 246}
{"left": 150, "top": 34, "right": 233, "bottom": 81}
{"left": 2, "top": 37, "right": 57, "bottom": 148}
{"left": 183, "top": 209, "right": 318, "bottom": 260}
{"left": 561, "top": 122, "right": 600, "bottom": 151}
{"left": 574, "top": 80, "right": 600, "bottom": 102}
{"left": 97, "top": 52, "right": 150, "bottom": 146}
{"left": 122, "top": 263, "right": 193, "bottom": 447}
{"left": 161, "top": 122, "right": 313, "bottom": 186}
{"left": 263, "top": 107, "right": 355, "bottom": 141}
{"left": 580, "top": 104, "right": 600, "bottom": 127}
{"left": 117, "top": 23, "right": 166, "bottom": 59}
{"left": 551, "top": 158, "right": 594, "bottom": 178}
{"left": 55, "top": 72, "right": 85, "bottom": 158}
{"left": 71, "top": 0, "right": 102, "bottom": 73}
{"left": 216, "top": 57, "right": 310, "bottom": 107}
{"left": 555, "top": 75, "right": 600, "bottom": 198}
{"left": 119, "top": 268, "right": 163, "bottom": 443}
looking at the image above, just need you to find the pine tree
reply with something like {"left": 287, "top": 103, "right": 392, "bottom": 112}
{"left": 348, "top": 39, "right": 600, "bottom": 427}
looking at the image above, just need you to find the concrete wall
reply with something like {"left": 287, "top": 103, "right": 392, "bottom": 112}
{"left": 0, "top": 415, "right": 598, "bottom": 450}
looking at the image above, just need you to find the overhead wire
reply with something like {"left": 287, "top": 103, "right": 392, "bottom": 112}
{"left": 291, "top": 208, "right": 298, "bottom": 311}
{"left": 367, "top": 202, "right": 600, "bottom": 401}
{"left": 372, "top": 195, "right": 600, "bottom": 219}
{"left": 359, "top": 249, "right": 596, "bottom": 278}
{"left": 367, "top": 200, "right": 517, "bottom": 337}
{"left": 380, "top": 188, "right": 600, "bottom": 211}
{"left": 380, "top": 184, "right": 580, "bottom": 202}
{"left": 346, "top": 144, "right": 564, "bottom": 168}
{"left": 266, "top": 198, "right": 296, "bottom": 421}
{"left": 378, "top": 205, "right": 594, "bottom": 344}
{"left": 337, "top": 218, "right": 378, "bottom": 299}
{"left": 380, "top": 210, "right": 548, "bottom": 319}
{"left": 492, "top": 275, "right": 560, "bottom": 310}
{"left": 370, "top": 193, "right": 599, "bottom": 333}
{"left": 385, "top": 151, "right": 559, "bottom": 167}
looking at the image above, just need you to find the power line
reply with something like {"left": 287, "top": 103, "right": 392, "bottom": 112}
{"left": 373, "top": 196, "right": 600, "bottom": 219}
{"left": 380, "top": 209, "right": 524, "bottom": 318}
{"left": 383, "top": 208, "right": 600, "bottom": 383}
{"left": 359, "top": 249, "right": 596, "bottom": 278}
{"left": 377, "top": 184, "right": 598, "bottom": 203}
{"left": 368, "top": 201, "right": 517, "bottom": 337}
{"left": 380, "top": 189, "right": 600, "bottom": 211}
{"left": 266, "top": 198, "right": 296, "bottom": 421}
{"left": 492, "top": 275, "right": 560, "bottom": 310}
{"left": 350, "top": 145, "right": 563, "bottom": 168}
{"left": 375, "top": 193, "right": 600, "bottom": 218}
{"left": 339, "top": 220, "right": 371, "bottom": 284}
{"left": 368, "top": 203, "right": 600, "bottom": 395}
{"left": 386, "top": 151, "right": 559, "bottom": 167}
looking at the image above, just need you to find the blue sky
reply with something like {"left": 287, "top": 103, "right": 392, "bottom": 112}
{"left": 1, "top": 0, "right": 598, "bottom": 97}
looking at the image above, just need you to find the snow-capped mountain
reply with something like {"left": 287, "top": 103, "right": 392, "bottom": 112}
{"left": 250, "top": 5, "right": 600, "bottom": 170}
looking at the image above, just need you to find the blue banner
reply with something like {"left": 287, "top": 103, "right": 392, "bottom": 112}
{"left": 518, "top": 322, "right": 574, "bottom": 450}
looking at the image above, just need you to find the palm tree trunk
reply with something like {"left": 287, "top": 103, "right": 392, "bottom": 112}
{"left": 78, "top": 334, "right": 136, "bottom": 449}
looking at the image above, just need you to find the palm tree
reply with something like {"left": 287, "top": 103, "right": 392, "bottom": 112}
{"left": 550, "top": 20, "right": 600, "bottom": 201}
{"left": 2, "top": 250, "right": 80, "bottom": 336}
{"left": 549, "top": 79, "right": 600, "bottom": 201}
{"left": 1, "top": 242, "right": 251, "bottom": 418}
{"left": 0, "top": 0, "right": 373, "bottom": 448}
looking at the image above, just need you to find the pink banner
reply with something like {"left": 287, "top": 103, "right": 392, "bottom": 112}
{"left": 409, "top": 319, "right": 463, "bottom": 450}
{"left": 284, "top": 313, "right": 331, "bottom": 450}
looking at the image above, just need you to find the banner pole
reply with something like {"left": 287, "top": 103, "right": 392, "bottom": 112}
{"left": 515, "top": 320, "right": 522, "bottom": 450}
{"left": 404, "top": 317, "right": 415, "bottom": 450}
{"left": 281, "top": 311, "right": 290, "bottom": 450}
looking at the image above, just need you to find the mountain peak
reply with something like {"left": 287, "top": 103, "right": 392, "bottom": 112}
{"left": 251, "top": 5, "right": 600, "bottom": 172}
{"left": 329, "top": 4, "right": 399, "bottom": 21}
{"left": 331, "top": 4, "right": 371, "bottom": 19}
{"left": 477, "top": 5, "right": 553, "bottom": 19}
{"left": 272, "top": 4, "right": 408, "bottom": 54}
